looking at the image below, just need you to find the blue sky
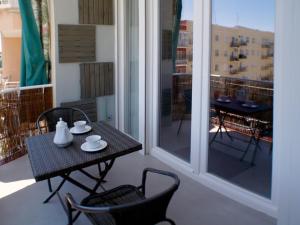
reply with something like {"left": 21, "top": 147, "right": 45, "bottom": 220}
{"left": 181, "top": 0, "right": 275, "bottom": 32}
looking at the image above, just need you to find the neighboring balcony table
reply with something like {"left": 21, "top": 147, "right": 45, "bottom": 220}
{"left": 210, "top": 100, "right": 272, "bottom": 165}
{"left": 26, "top": 122, "right": 142, "bottom": 206}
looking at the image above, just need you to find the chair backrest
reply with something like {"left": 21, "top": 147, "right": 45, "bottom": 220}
{"left": 109, "top": 169, "right": 180, "bottom": 225}
{"left": 61, "top": 98, "right": 97, "bottom": 122}
{"left": 36, "top": 107, "right": 91, "bottom": 133}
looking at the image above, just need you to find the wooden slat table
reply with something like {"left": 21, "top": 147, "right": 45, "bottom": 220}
{"left": 26, "top": 122, "right": 142, "bottom": 204}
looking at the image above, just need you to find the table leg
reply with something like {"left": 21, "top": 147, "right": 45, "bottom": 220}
{"left": 43, "top": 172, "right": 70, "bottom": 204}
{"left": 67, "top": 159, "right": 116, "bottom": 224}
{"left": 240, "top": 119, "right": 262, "bottom": 166}
{"left": 43, "top": 160, "right": 115, "bottom": 204}
{"left": 210, "top": 111, "right": 233, "bottom": 145}
{"left": 92, "top": 159, "right": 115, "bottom": 193}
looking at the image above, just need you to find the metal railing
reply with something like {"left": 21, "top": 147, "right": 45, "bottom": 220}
{"left": 210, "top": 75, "right": 273, "bottom": 136}
{"left": 0, "top": 0, "right": 18, "bottom": 8}
{"left": 0, "top": 84, "right": 53, "bottom": 165}
{"left": 210, "top": 75, "right": 273, "bottom": 103}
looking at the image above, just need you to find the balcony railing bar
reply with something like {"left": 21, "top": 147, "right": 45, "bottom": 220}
{"left": 0, "top": 83, "right": 53, "bottom": 94}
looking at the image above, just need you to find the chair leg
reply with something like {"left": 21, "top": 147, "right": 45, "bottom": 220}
{"left": 165, "top": 218, "right": 176, "bottom": 225}
{"left": 66, "top": 200, "right": 73, "bottom": 225}
{"left": 177, "top": 113, "right": 185, "bottom": 136}
{"left": 268, "top": 142, "right": 273, "bottom": 155}
{"left": 47, "top": 178, "right": 52, "bottom": 192}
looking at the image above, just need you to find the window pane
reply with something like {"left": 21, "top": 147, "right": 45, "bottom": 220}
{"left": 208, "top": 0, "right": 275, "bottom": 198}
{"left": 124, "top": 0, "right": 139, "bottom": 139}
{"left": 159, "top": 0, "right": 193, "bottom": 162}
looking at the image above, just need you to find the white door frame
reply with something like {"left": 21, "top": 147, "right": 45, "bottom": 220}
{"left": 146, "top": 0, "right": 279, "bottom": 218}
{"left": 116, "top": 0, "right": 146, "bottom": 146}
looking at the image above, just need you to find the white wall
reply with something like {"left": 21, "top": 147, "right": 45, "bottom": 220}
{"left": 50, "top": 0, "right": 115, "bottom": 123}
{"left": 276, "top": 0, "right": 300, "bottom": 224}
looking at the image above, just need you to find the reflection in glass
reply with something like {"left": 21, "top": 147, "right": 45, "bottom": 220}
{"left": 124, "top": 0, "right": 139, "bottom": 139}
{"left": 159, "top": 0, "right": 193, "bottom": 162}
{"left": 208, "top": 0, "right": 274, "bottom": 198}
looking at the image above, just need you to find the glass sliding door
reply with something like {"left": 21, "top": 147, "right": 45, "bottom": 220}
{"left": 208, "top": 0, "right": 275, "bottom": 198}
{"left": 124, "top": 0, "right": 139, "bottom": 139}
{"left": 158, "top": 0, "right": 193, "bottom": 162}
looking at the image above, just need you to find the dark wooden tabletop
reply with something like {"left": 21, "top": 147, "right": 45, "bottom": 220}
{"left": 26, "top": 122, "right": 142, "bottom": 182}
{"left": 211, "top": 100, "right": 272, "bottom": 116}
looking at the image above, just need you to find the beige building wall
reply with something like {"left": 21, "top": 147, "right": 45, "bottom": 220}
{"left": 2, "top": 37, "right": 21, "bottom": 81}
{"left": 211, "top": 25, "right": 274, "bottom": 81}
{"left": 0, "top": 8, "right": 22, "bottom": 82}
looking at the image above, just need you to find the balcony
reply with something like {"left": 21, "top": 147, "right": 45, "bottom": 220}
{"left": 0, "top": 0, "right": 18, "bottom": 9}
{"left": 229, "top": 68, "right": 239, "bottom": 74}
{"left": 240, "top": 40, "right": 248, "bottom": 46}
{"left": 261, "top": 42, "right": 273, "bottom": 48}
{"left": 230, "top": 40, "right": 240, "bottom": 47}
{"left": 239, "top": 65, "right": 247, "bottom": 72}
{"left": 239, "top": 54, "right": 247, "bottom": 59}
{"left": 230, "top": 54, "right": 239, "bottom": 61}
{"left": 0, "top": 149, "right": 276, "bottom": 225}
{"left": 176, "top": 59, "right": 188, "bottom": 65}
{"left": 261, "top": 53, "right": 273, "bottom": 59}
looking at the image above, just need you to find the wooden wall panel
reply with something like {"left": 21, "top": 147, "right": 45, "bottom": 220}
{"left": 80, "top": 62, "right": 114, "bottom": 98}
{"left": 79, "top": 0, "right": 113, "bottom": 25}
{"left": 58, "top": 24, "right": 96, "bottom": 63}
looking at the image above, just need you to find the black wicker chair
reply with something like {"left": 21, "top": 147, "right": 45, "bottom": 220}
{"left": 66, "top": 168, "right": 180, "bottom": 225}
{"left": 36, "top": 107, "right": 91, "bottom": 134}
{"left": 36, "top": 107, "right": 92, "bottom": 192}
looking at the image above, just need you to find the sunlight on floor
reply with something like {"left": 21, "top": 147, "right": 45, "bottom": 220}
{"left": 0, "top": 179, "right": 35, "bottom": 199}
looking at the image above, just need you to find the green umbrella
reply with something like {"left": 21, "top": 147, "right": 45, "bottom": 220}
{"left": 19, "top": 0, "right": 48, "bottom": 87}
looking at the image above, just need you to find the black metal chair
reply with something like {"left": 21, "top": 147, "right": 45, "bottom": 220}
{"left": 66, "top": 168, "right": 180, "bottom": 225}
{"left": 36, "top": 107, "right": 92, "bottom": 193}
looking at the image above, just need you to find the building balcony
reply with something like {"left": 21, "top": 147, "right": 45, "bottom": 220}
{"left": 261, "top": 54, "right": 273, "bottom": 59}
{"left": 230, "top": 55, "right": 239, "bottom": 61}
{"left": 0, "top": 146, "right": 276, "bottom": 225}
{"left": 229, "top": 68, "right": 239, "bottom": 74}
{"left": 0, "top": 77, "right": 275, "bottom": 225}
{"left": 239, "top": 54, "right": 247, "bottom": 59}
{"left": 176, "top": 59, "right": 188, "bottom": 65}
{"left": 240, "top": 40, "right": 248, "bottom": 46}
{"left": 261, "top": 42, "right": 273, "bottom": 48}
{"left": 230, "top": 41, "right": 240, "bottom": 48}
{"left": 0, "top": 0, "right": 18, "bottom": 9}
{"left": 239, "top": 65, "right": 247, "bottom": 72}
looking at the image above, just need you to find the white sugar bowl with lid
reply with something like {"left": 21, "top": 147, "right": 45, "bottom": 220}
{"left": 53, "top": 118, "right": 73, "bottom": 148}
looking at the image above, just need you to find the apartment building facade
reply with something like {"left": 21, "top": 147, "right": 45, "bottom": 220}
{"left": 176, "top": 20, "right": 193, "bottom": 74}
{"left": 211, "top": 25, "right": 274, "bottom": 81}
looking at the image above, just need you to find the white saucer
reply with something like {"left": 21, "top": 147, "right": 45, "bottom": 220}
{"left": 81, "top": 140, "right": 108, "bottom": 152}
{"left": 70, "top": 125, "right": 92, "bottom": 134}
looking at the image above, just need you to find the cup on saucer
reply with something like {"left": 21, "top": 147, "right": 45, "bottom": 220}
{"left": 74, "top": 121, "right": 86, "bottom": 133}
{"left": 86, "top": 135, "right": 101, "bottom": 149}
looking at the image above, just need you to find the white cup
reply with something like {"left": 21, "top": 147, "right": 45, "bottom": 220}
{"left": 74, "top": 121, "right": 86, "bottom": 132}
{"left": 86, "top": 135, "right": 101, "bottom": 149}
